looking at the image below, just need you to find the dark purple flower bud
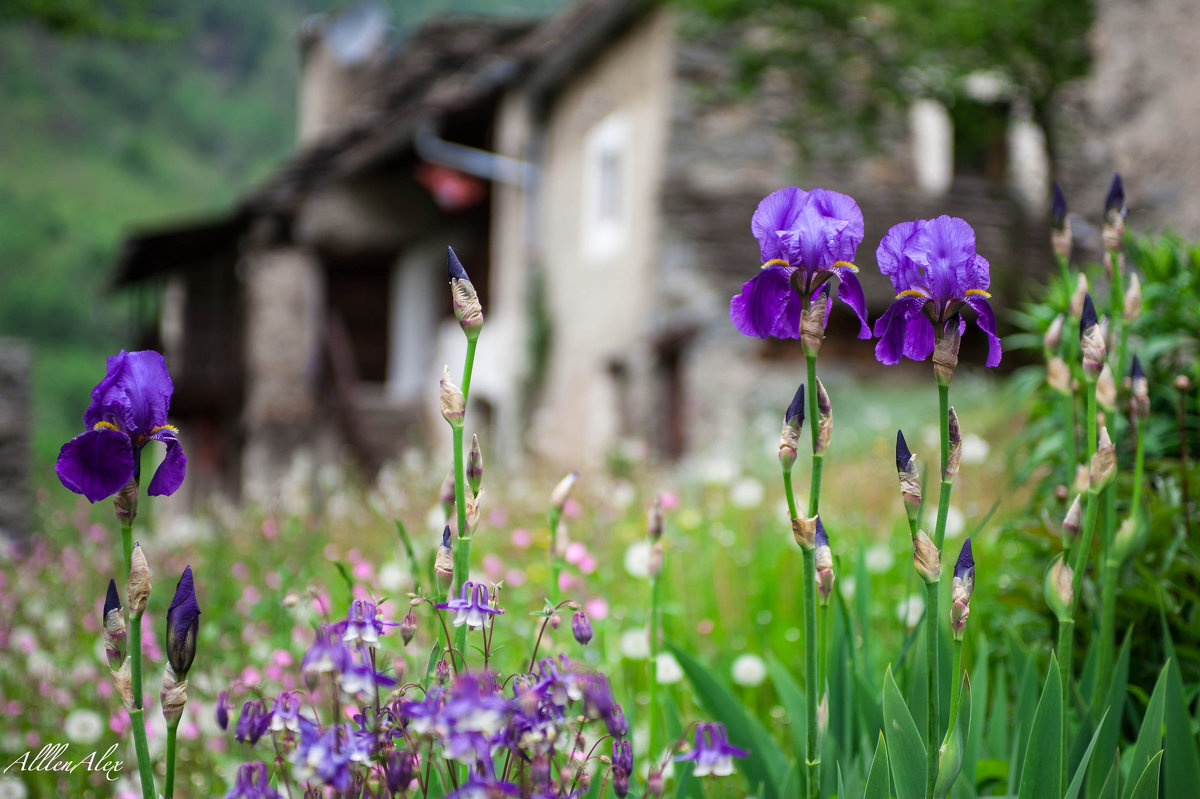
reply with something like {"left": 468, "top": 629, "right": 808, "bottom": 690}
{"left": 1079, "top": 293, "right": 1098, "bottom": 338}
{"left": 612, "top": 768, "right": 630, "bottom": 798}
{"left": 216, "top": 690, "right": 229, "bottom": 731}
{"left": 1079, "top": 294, "right": 1106, "bottom": 377}
{"left": 436, "top": 659, "right": 450, "bottom": 684}
{"left": 235, "top": 700, "right": 270, "bottom": 745}
{"left": 787, "top": 382, "right": 805, "bottom": 427}
{"left": 1052, "top": 182, "right": 1068, "bottom": 230}
{"left": 466, "top": 434, "right": 483, "bottom": 495}
{"left": 613, "top": 739, "right": 633, "bottom": 773}
{"left": 647, "top": 494, "right": 664, "bottom": 541}
{"left": 385, "top": 751, "right": 415, "bottom": 794}
{"left": 102, "top": 578, "right": 126, "bottom": 670}
{"left": 571, "top": 611, "right": 593, "bottom": 646}
{"left": 447, "top": 247, "right": 483, "bottom": 340}
{"left": 606, "top": 703, "right": 628, "bottom": 737}
{"left": 435, "top": 525, "right": 454, "bottom": 591}
{"left": 447, "top": 246, "right": 469, "bottom": 282}
{"left": 164, "top": 566, "right": 200, "bottom": 678}
{"left": 1105, "top": 173, "right": 1125, "bottom": 216}
{"left": 780, "top": 383, "right": 805, "bottom": 469}
{"left": 400, "top": 611, "right": 418, "bottom": 646}
{"left": 895, "top": 430, "right": 913, "bottom": 473}
{"left": 814, "top": 518, "right": 834, "bottom": 605}
{"left": 950, "top": 538, "right": 975, "bottom": 640}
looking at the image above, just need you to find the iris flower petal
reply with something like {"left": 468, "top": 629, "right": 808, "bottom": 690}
{"left": 966, "top": 295, "right": 1003, "bottom": 367}
{"left": 833, "top": 269, "right": 871, "bottom": 339}
{"left": 875, "top": 220, "right": 924, "bottom": 295}
{"left": 808, "top": 188, "right": 865, "bottom": 261}
{"left": 56, "top": 428, "right": 135, "bottom": 503}
{"left": 751, "top": 188, "right": 804, "bottom": 262}
{"left": 730, "top": 267, "right": 799, "bottom": 339}
{"left": 147, "top": 428, "right": 187, "bottom": 497}
{"left": 85, "top": 350, "right": 175, "bottom": 438}
{"left": 872, "top": 296, "right": 925, "bottom": 365}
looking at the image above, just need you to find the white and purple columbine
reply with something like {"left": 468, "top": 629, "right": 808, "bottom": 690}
{"left": 437, "top": 580, "right": 505, "bottom": 629}
{"left": 675, "top": 721, "right": 749, "bottom": 778}
{"left": 224, "top": 761, "right": 283, "bottom": 799}
{"left": 730, "top": 187, "right": 871, "bottom": 341}
{"left": 872, "top": 216, "right": 1001, "bottom": 370}
{"left": 337, "top": 600, "right": 399, "bottom": 646}
{"left": 56, "top": 349, "right": 187, "bottom": 503}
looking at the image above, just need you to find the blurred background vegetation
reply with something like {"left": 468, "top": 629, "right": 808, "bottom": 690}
{"left": 0, "top": 0, "right": 567, "bottom": 477}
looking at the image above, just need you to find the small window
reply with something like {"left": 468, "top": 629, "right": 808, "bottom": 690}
{"left": 581, "top": 112, "right": 631, "bottom": 262}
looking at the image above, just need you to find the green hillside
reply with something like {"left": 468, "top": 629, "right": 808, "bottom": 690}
{"left": 0, "top": 0, "right": 564, "bottom": 478}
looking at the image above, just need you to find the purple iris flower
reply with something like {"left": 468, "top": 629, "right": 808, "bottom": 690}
{"left": 224, "top": 762, "right": 283, "bottom": 799}
{"left": 872, "top": 216, "right": 1001, "bottom": 367}
{"left": 164, "top": 566, "right": 200, "bottom": 678}
{"left": 675, "top": 722, "right": 749, "bottom": 777}
{"left": 730, "top": 187, "right": 870, "bottom": 340}
{"left": 437, "top": 581, "right": 504, "bottom": 629}
{"left": 55, "top": 350, "right": 187, "bottom": 503}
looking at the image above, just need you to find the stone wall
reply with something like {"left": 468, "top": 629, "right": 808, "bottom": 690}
{"left": 0, "top": 340, "right": 30, "bottom": 538}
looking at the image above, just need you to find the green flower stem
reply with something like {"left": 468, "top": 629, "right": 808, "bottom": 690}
{"left": 1055, "top": 252, "right": 1071, "bottom": 291}
{"left": 817, "top": 602, "right": 828, "bottom": 707}
{"left": 1094, "top": 556, "right": 1120, "bottom": 713}
{"left": 648, "top": 567, "right": 663, "bottom": 770}
{"left": 165, "top": 720, "right": 179, "bottom": 798}
{"left": 450, "top": 337, "right": 478, "bottom": 661}
{"left": 924, "top": 377, "right": 953, "bottom": 799}
{"left": 1056, "top": 615, "right": 1075, "bottom": 798}
{"left": 1061, "top": 392, "right": 1078, "bottom": 484}
{"left": 946, "top": 638, "right": 964, "bottom": 736}
{"left": 1086, "top": 377, "right": 1098, "bottom": 461}
{"left": 548, "top": 506, "right": 562, "bottom": 603}
{"left": 120, "top": 513, "right": 155, "bottom": 799}
{"left": 802, "top": 546, "right": 820, "bottom": 799}
{"left": 1131, "top": 417, "right": 1146, "bottom": 511}
{"left": 925, "top": 580, "right": 940, "bottom": 799}
{"left": 802, "top": 349, "right": 823, "bottom": 799}
{"left": 806, "top": 353, "right": 824, "bottom": 516}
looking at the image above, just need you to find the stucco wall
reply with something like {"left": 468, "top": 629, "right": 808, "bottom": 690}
{"left": 531, "top": 8, "right": 675, "bottom": 464}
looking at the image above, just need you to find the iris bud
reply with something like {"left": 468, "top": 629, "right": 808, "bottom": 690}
{"left": 439, "top": 365, "right": 465, "bottom": 426}
{"left": 466, "top": 434, "right": 483, "bottom": 495}
{"left": 1044, "top": 555, "right": 1074, "bottom": 621}
{"left": 102, "top": 578, "right": 126, "bottom": 671}
{"left": 816, "top": 378, "right": 833, "bottom": 453}
{"left": 912, "top": 530, "right": 941, "bottom": 584}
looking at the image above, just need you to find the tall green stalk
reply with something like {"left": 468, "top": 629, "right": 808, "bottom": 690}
{"left": 925, "top": 378, "right": 953, "bottom": 799}
{"left": 120, "top": 517, "right": 155, "bottom": 799}
{"left": 451, "top": 338, "right": 478, "bottom": 660}
{"left": 164, "top": 722, "right": 179, "bottom": 798}
{"left": 803, "top": 350, "right": 822, "bottom": 799}
{"left": 648, "top": 564, "right": 663, "bottom": 772}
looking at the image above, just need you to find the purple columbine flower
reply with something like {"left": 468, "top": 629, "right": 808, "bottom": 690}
{"left": 872, "top": 216, "right": 1001, "bottom": 368}
{"left": 571, "top": 611, "right": 593, "bottom": 646}
{"left": 437, "top": 581, "right": 504, "bottom": 629}
{"left": 613, "top": 738, "right": 633, "bottom": 774}
{"left": 268, "top": 690, "right": 305, "bottom": 733}
{"left": 165, "top": 565, "right": 200, "bottom": 678}
{"left": 225, "top": 762, "right": 283, "bottom": 799}
{"left": 302, "top": 624, "right": 351, "bottom": 688}
{"left": 730, "top": 187, "right": 870, "bottom": 340}
{"left": 292, "top": 722, "right": 352, "bottom": 792}
{"left": 337, "top": 600, "right": 398, "bottom": 646}
{"left": 55, "top": 350, "right": 187, "bottom": 503}
{"left": 235, "top": 700, "right": 271, "bottom": 745}
{"left": 340, "top": 655, "right": 398, "bottom": 698}
{"left": 675, "top": 722, "right": 749, "bottom": 777}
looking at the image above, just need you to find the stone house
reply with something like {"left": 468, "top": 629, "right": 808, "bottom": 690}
{"left": 115, "top": 0, "right": 1057, "bottom": 505}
